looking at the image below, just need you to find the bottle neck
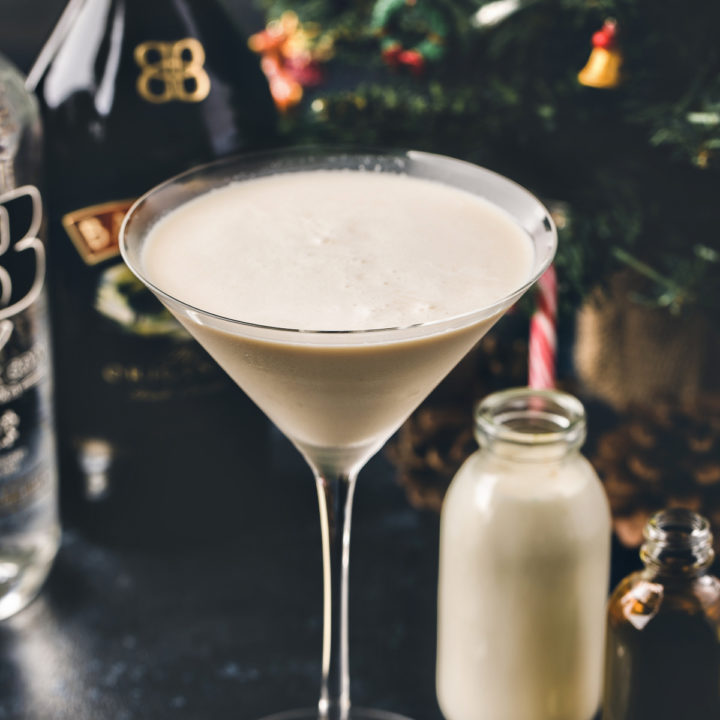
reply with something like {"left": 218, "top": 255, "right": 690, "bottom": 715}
{"left": 640, "top": 508, "right": 715, "bottom": 577}
{"left": 475, "top": 388, "right": 586, "bottom": 463}
{"left": 28, "top": 0, "right": 231, "bottom": 93}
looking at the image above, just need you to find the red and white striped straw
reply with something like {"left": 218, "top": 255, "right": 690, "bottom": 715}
{"left": 528, "top": 264, "right": 558, "bottom": 389}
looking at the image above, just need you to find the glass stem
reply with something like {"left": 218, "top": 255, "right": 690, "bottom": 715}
{"left": 315, "top": 470, "right": 358, "bottom": 720}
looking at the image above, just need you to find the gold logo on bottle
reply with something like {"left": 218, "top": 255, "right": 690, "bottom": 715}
{"left": 134, "top": 38, "right": 211, "bottom": 104}
{"left": 63, "top": 200, "right": 135, "bottom": 265}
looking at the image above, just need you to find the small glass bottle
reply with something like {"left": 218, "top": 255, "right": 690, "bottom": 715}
{"left": 436, "top": 388, "right": 611, "bottom": 720}
{"left": 0, "top": 53, "right": 60, "bottom": 619}
{"left": 603, "top": 508, "right": 720, "bottom": 720}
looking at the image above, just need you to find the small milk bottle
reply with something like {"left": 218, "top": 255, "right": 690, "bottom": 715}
{"left": 436, "top": 388, "right": 611, "bottom": 720}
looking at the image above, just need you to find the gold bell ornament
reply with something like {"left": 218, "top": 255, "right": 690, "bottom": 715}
{"left": 578, "top": 19, "right": 622, "bottom": 89}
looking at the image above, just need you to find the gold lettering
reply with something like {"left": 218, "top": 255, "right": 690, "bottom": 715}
{"left": 102, "top": 364, "right": 123, "bottom": 384}
{"left": 77, "top": 217, "right": 111, "bottom": 252}
{"left": 135, "top": 39, "right": 211, "bottom": 104}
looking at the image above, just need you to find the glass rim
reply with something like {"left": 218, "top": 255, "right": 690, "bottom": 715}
{"left": 119, "top": 146, "right": 557, "bottom": 341}
{"left": 475, "top": 387, "right": 587, "bottom": 447}
{"left": 641, "top": 508, "right": 714, "bottom": 571}
{"left": 644, "top": 508, "right": 711, "bottom": 545}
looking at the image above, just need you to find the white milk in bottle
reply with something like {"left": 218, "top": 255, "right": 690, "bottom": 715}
{"left": 436, "top": 388, "right": 611, "bottom": 720}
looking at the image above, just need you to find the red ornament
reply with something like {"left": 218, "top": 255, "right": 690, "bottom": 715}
{"left": 397, "top": 49, "right": 425, "bottom": 75}
{"left": 381, "top": 44, "right": 426, "bottom": 75}
{"left": 592, "top": 19, "right": 617, "bottom": 49}
{"left": 381, "top": 42, "right": 403, "bottom": 66}
{"left": 248, "top": 11, "right": 332, "bottom": 112}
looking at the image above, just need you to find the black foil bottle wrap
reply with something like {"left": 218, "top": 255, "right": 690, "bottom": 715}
{"left": 30, "top": 0, "right": 278, "bottom": 545}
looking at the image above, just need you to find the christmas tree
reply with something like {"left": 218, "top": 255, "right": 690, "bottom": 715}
{"left": 248, "top": 0, "right": 720, "bottom": 321}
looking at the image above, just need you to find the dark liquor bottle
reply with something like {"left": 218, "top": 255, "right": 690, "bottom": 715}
{"left": 603, "top": 509, "right": 720, "bottom": 720}
{"left": 29, "top": 0, "right": 277, "bottom": 545}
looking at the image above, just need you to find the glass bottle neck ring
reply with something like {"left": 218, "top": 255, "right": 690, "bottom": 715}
{"left": 474, "top": 388, "right": 586, "bottom": 461}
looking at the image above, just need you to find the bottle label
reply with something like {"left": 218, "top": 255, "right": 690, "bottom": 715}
{"left": 61, "top": 199, "right": 231, "bottom": 403}
{"left": 134, "top": 38, "right": 211, "bottom": 104}
{"left": 62, "top": 199, "right": 135, "bottom": 265}
{"left": 620, "top": 581, "right": 664, "bottom": 630}
{"left": 62, "top": 199, "right": 192, "bottom": 339}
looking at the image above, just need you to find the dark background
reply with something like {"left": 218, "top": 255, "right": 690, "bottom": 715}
{"left": 2, "top": 0, "right": 67, "bottom": 72}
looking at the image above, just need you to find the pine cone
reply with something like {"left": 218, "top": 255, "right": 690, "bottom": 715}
{"left": 387, "top": 326, "right": 528, "bottom": 511}
{"left": 387, "top": 405, "right": 475, "bottom": 512}
{"left": 593, "top": 398, "right": 720, "bottom": 548}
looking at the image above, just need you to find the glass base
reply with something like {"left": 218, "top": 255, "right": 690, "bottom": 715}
{"left": 258, "top": 708, "right": 414, "bottom": 720}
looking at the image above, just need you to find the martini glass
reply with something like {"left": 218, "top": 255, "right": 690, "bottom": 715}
{"left": 119, "top": 148, "right": 557, "bottom": 720}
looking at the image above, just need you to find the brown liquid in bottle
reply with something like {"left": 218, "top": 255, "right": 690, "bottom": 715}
{"left": 603, "top": 509, "right": 720, "bottom": 720}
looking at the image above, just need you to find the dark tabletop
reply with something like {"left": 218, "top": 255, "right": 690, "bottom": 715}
{"left": 0, "top": 424, "right": 635, "bottom": 720}
{"left": 0, "top": 429, "right": 446, "bottom": 720}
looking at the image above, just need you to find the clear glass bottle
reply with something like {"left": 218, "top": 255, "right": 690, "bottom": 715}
{"left": 603, "top": 508, "right": 720, "bottom": 720}
{"left": 436, "top": 388, "right": 611, "bottom": 720}
{"left": 0, "top": 52, "right": 60, "bottom": 619}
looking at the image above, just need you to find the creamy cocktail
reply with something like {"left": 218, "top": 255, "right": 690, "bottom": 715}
{"left": 120, "top": 149, "right": 557, "bottom": 720}
{"left": 142, "top": 170, "right": 534, "bottom": 466}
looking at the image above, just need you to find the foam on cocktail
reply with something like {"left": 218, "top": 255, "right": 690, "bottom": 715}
{"left": 143, "top": 171, "right": 532, "bottom": 331}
